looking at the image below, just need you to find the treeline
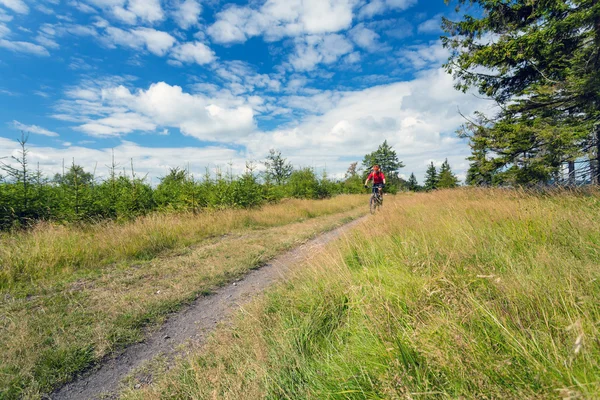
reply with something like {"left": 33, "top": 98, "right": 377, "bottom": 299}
{"left": 0, "top": 139, "right": 357, "bottom": 230}
{"left": 0, "top": 136, "right": 462, "bottom": 230}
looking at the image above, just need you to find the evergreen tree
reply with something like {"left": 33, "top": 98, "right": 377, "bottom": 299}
{"left": 424, "top": 162, "right": 439, "bottom": 191}
{"left": 438, "top": 159, "right": 459, "bottom": 188}
{"left": 407, "top": 173, "right": 419, "bottom": 192}
{"left": 362, "top": 140, "right": 404, "bottom": 193}
{"left": 263, "top": 149, "right": 293, "bottom": 185}
{"left": 362, "top": 140, "right": 404, "bottom": 177}
{"left": 443, "top": 0, "right": 600, "bottom": 184}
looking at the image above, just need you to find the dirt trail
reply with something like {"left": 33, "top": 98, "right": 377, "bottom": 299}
{"left": 51, "top": 216, "right": 366, "bottom": 400}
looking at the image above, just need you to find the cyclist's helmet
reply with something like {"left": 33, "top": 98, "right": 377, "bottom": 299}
{"left": 373, "top": 164, "right": 380, "bottom": 171}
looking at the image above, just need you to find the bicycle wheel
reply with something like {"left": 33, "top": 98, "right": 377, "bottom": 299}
{"left": 370, "top": 195, "right": 377, "bottom": 214}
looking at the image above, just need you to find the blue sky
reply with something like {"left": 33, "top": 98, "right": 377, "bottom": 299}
{"left": 0, "top": 0, "right": 490, "bottom": 183}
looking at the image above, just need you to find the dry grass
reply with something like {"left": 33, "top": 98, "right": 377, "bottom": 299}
{"left": 0, "top": 196, "right": 364, "bottom": 289}
{"left": 122, "top": 188, "right": 600, "bottom": 399}
{"left": 0, "top": 196, "right": 365, "bottom": 399}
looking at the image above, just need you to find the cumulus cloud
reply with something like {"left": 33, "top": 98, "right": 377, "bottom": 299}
{"left": 54, "top": 80, "right": 256, "bottom": 141}
{"left": 349, "top": 23, "right": 380, "bottom": 51}
{"left": 83, "top": 0, "right": 164, "bottom": 24}
{"left": 103, "top": 27, "right": 176, "bottom": 56}
{"left": 358, "top": 0, "right": 417, "bottom": 19}
{"left": 208, "top": 0, "right": 358, "bottom": 44}
{"left": 399, "top": 40, "right": 451, "bottom": 70}
{"left": 0, "top": 0, "right": 29, "bottom": 14}
{"left": 12, "top": 120, "right": 59, "bottom": 137}
{"left": 418, "top": 14, "right": 443, "bottom": 34}
{"left": 211, "top": 60, "right": 281, "bottom": 95}
{"left": 243, "top": 68, "right": 493, "bottom": 180}
{"left": 172, "top": 0, "right": 201, "bottom": 30}
{"left": 169, "top": 41, "right": 215, "bottom": 66}
{"left": 289, "top": 33, "right": 354, "bottom": 71}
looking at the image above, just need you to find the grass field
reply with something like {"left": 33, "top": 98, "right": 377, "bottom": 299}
{"left": 122, "top": 189, "right": 600, "bottom": 399}
{"left": 0, "top": 196, "right": 366, "bottom": 399}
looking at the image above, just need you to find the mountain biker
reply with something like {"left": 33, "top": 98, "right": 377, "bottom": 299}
{"left": 364, "top": 165, "right": 386, "bottom": 196}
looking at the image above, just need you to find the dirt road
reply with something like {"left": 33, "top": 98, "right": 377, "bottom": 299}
{"left": 51, "top": 216, "right": 366, "bottom": 400}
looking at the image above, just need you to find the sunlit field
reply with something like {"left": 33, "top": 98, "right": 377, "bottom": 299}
{"left": 0, "top": 195, "right": 365, "bottom": 399}
{"left": 123, "top": 189, "right": 600, "bottom": 399}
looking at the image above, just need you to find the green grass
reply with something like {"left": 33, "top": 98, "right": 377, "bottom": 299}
{"left": 0, "top": 196, "right": 366, "bottom": 399}
{"left": 123, "top": 188, "right": 600, "bottom": 399}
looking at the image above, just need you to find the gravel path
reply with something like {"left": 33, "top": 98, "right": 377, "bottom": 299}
{"left": 50, "top": 216, "right": 366, "bottom": 400}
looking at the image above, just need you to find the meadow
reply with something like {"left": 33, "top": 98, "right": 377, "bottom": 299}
{"left": 0, "top": 195, "right": 366, "bottom": 399}
{"left": 122, "top": 189, "right": 600, "bottom": 399}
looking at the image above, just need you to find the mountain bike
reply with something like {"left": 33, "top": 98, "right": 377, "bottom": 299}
{"left": 368, "top": 184, "right": 384, "bottom": 214}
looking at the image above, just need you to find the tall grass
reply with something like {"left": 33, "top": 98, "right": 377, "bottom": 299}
{"left": 0, "top": 196, "right": 364, "bottom": 290}
{"left": 124, "top": 188, "right": 600, "bottom": 399}
{"left": 0, "top": 196, "right": 366, "bottom": 399}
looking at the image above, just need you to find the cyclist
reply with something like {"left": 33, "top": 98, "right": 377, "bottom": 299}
{"left": 364, "top": 164, "right": 386, "bottom": 197}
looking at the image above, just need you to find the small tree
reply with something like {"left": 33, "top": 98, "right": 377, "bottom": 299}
{"left": 424, "top": 162, "right": 438, "bottom": 191}
{"left": 287, "top": 168, "right": 319, "bottom": 199}
{"left": 438, "top": 159, "right": 459, "bottom": 188}
{"left": 1, "top": 133, "right": 34, "bottom": 226}
{"left": 407, "top": 173, "right": 420, "bottom": 192}
{"left": 342, "top": 162, "right": 364, "bottom": 194}
{"left": 264, "top": 149, "right": 293, "bottom": 185}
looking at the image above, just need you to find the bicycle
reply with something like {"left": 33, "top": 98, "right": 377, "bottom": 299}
{"left": 367, "top": 184, "right": 384, "bottom": 214}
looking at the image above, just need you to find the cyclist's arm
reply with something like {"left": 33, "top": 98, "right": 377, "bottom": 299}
{"left": 364, "top": 173, "right": 372, "bottom": 186}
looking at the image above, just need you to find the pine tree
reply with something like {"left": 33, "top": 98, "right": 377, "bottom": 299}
{"left": 362, "top": 140, "right": 405, "bottom": 193}
{"left": 443, "top": 0, "right": 600, "bottom": 184}
{"left": 438, "top": 159, "right": 459, "bottom": 188}
{"left": 424, "top": 162, "right": 439, "bottom": 191}
{"left": 362, "top": 140, "right": 404, "bottom": 177}
{"left": 407, "top": 173, "right": 419, "bottom": 191}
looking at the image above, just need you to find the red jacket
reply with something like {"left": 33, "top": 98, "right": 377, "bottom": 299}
{"left": 367, "top": 171, "right": 385, "bottom": 184}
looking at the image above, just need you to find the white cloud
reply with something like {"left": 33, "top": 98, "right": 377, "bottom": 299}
{"left": 243, "top": 68, "right": 493, "bottom": 180}
{"left": 208, "top": 0, "right": 358, "bottom": 44}
{"left": 36, "top": 4, "right": 54, "bottom": 14}
{"left": 289, "top": 33, "right": 354, "bottom": 71}
{"left": 12, "top": 120, "right": 59, "bottom": 137}
{"left": 399, "top": 40, "right": 451, "bottom": 70}
{"left": 211, "top": 60, "right": 282, "bottom": 95}
{"left": 349, "top": 23, "right": 380, "bottom": 50}
{"left": 83, "top": 0, "right": 164, "bottom": 24}
{"left": 418, "top": 14, "right": 443, "bottom": 34}
{"left": 0, "top": 0, "right": 29, "bottom": 14}
{"left": 35, "top": 34, "right": 60, "bottom": 49}
{"left": 68, "top": 1, "right": 97, "bottom": 13}
{"left": 0, "top": 8, "right": 13, "bottom": 21}
{"left": 34, "top": 22, "right": 99, "bottom": 51}
{"left": 127, "top": 0, "right": 163, "bottom": 23}
{"left": 0, "top": 22, "right": 9, "bottom": 37}
{"left": 55, "top": 80, "right": 256, "bottom": 141}
{"left": 172, "top": 0, "right": 201, "bottom": 30}
{"left": 358, "top": 0, "right": 416, "bottom": 19}
{"left": 111, "top": 5, "right": 137, "bottom": 24}
{"left": 103, "top": 27, "right": 176, "bottom": 56}
{"left": 78, "top": 112, "right": 156, "bottom": 137}
{"left": 169, "top": 41, "right": 215, "bottom": 65}
{"left": 0, "top": 39, "right": 49, "bottom": 56}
